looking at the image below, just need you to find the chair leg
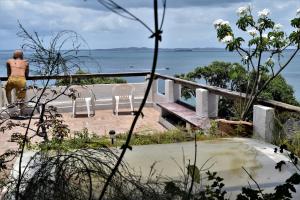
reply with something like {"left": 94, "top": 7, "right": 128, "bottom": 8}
{"left": 115, "top": 96, "right": 119, "bottom": 116}
{"left": 92, "top": 99, "right": 96, "bottom": 116}
{"left": 129, "top": 95, "right": 134, "bottom": 114}
{"left": 86, "top": 98, "right": 91, "bottom": 118}
{"left": 112, "top": 96, "right": 115, "bottom": 114}
{"left": 72, "top": 100, "right": 76, "bottom": 118}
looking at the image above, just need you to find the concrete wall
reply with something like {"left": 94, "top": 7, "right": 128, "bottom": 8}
{"left": 152, "top": 79, "right": 181, "bottom": 105}
{"left": 1, "top": 78, "right": 278, "bottom": 144}
{"left": 1, "top": 82, "right": 152, "bottom": 113}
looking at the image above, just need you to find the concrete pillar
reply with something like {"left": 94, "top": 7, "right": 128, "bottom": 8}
{"left": 145, "top": 75, "right": 153, "bottom": 103}
{"left": 208, "top": 94, "right": 218, "bottom": 118}
{"left": 151, "top": 79, "right": 158, "bottom": 103}
{"left": 174, "top": 83, "right": 181, "bottom": 102}
{"left": 253, "top": 105, "right": 274, "bottom": 143}
{"left": 196, "top": 88, "right": 208, "bottom": 118}
{"left": 165, "top": 79, "right": 175, "bottom": 102}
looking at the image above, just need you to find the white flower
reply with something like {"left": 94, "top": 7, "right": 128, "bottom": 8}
{"left": 243, "top": 55, "right": 249, "bottom": 60}
{"left": 247, "top": 29, "right": 257, "bottom": 37}
{"left": 297, "top": 8, "right": 300, "bottom": 16}
{"left": 221, "top": 20, "right": 230, "bottom": 26}
{"left": 213, "top": 19, "right": 230, "bottom": 29}
{"left": 221, "top": 35, "right": 234, "bottom": 44}
{"left": 262, "top": 33, "right": 268, "bottom": 38}
{"left": 237, "top": 6, "right": 249, "bottom": 17}
{"left": 213, "top": 19, "right": 224, "bottom": 29}
{"left": 274, "top": 23, "right": 283, "bottom": 30}
{"left": 258, "top": 8, "right": 270, "bottom": 18}
{"left": 270, "top": 36, "right": 275, "bottom": 41}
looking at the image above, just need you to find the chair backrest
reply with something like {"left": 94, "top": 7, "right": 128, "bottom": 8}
{"left": 70, "top": 85, "right": 95, "bottom": 100}
{"left": 0, "top": 81, "right": 15, "bottom": 107}
{"left": 112, "top": 84, "right": 135, "bottom": 97}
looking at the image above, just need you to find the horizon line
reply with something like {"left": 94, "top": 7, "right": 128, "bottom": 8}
{"left": 0, "top": 47, "right": 225, "bottom": 51}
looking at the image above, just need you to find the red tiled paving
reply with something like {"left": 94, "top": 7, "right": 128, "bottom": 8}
{"left": 62, "top": 107, "right": 166, "bottom": 135}
{"left": 0, "top": 107, "right": 166, "bottom": 155}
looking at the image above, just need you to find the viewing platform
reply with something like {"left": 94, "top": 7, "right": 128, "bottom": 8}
{"left": 1, "top": 72, "right": 300, "bottom": 199}
{"left": 0, "top": 71, "right": 300, "bottom": 147}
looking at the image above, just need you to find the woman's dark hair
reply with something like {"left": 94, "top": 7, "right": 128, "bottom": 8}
{"left": 13, "top": 50, "right": 23, "bottom": 59}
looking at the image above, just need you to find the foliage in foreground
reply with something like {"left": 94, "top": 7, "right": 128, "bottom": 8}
{"left": 2, "top": 137, "right": 300, "bottom": 200}
{"left": 18, "top": 128, "right": 300, "bottom": 200}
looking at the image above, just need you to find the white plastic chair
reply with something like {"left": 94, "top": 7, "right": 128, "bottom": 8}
{"left": 0, "top": 81, "right": 19, "bottom": 115}
{"left": 71, "top": 86, "right": 95, "bottom": 118}
{"left": 112, "top": 84, "right": 135, "bottom": 115}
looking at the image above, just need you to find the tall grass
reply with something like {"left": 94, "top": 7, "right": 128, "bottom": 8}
{"left": 31, "top": 128, "right": 225, "bottom": 152}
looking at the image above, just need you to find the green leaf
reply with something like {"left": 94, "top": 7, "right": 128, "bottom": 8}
{"left": 187, "top": 164, "right": 201, "bottom": 183}
{"left": 291, "top": 18, "right": 300, "bottom": 28}
{"left": 164, "top": 181, "right": 182, "bottom": 195}
{"left": 286, "top": 173, "right": 300, "bottom": 185}
{"left": 289, "top": 184, "right": 296, "bottom": 193}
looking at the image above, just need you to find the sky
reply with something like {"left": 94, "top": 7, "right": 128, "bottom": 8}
{"left": 0, "top": 0, "right": 300, "bottom": 49}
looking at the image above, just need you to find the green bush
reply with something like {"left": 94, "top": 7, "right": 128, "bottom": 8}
{"left": 31, "top": 128, "right": 225, "bottom": 152}
{"left": 176, "top": 61, "right": 299, "bottom": 119}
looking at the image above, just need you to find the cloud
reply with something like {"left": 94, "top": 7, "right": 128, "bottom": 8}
{"left": 55, "top": 0, "right": 251, "bottom": 10}
{"left": 0, "top": 0, "right": 299, "bottom": 49}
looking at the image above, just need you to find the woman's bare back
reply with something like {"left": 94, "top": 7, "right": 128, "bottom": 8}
{"left": 7, "top": 59, "right": 29, "bottom": 77}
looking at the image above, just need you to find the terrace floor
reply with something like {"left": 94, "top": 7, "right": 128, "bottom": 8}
{"left": 0, "top": 107, "right": 166, "bottom": 155}
{"left": 63, "top": 107, "right": 166, "bottom": 135}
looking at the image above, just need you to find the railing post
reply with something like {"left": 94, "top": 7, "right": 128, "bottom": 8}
{"left": 196, "top": 88, "right": 208, "bottom": 118}
{"left": 253, "top": 105, "right": 274, "bottom": 142}
{"left": 165, "top": 79, "right": 181, "bottom": 103}
{"left": 145, "top": 75, "right": 153, "bottom": 103}
{"left": 208, "top": 94, "right": 218, "bottom": 118}
{"left": 151, "top": 78, "right": 158, "bottom": 103}
{"left": 165, "top": 79, "right": 174, "bottom": 102}
{"left": 196, "top": 88, "right": 218, "bottom": 118}
{"left": 174, "top": 83, "right": 181, "bottom": 102}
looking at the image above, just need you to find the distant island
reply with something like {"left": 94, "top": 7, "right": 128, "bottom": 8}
{"left": 94, "top": 47, "right": 226, "bottom": 52}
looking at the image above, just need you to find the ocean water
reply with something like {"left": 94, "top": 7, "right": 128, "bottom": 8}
{"left": 1, "top": 49, "right": 300, "bottom": 100}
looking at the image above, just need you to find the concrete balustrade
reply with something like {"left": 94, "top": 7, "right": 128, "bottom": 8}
{"left": 208, "top": 94, "right": 219, "bottom": 118}
{"left": 153, "top": 79, "right": 277, "bottom": 143}
{"left": 151, "top": 79, "right": 219, "bottom": 118}
{"left": 0, "top": 76, "right": 283, "bottom": 143}
{"left": 151, "top": 79, "right": 182, "bottom": 104}
{"left": 173, "top": 83, "right": 181, "bottom": 102}
{"left": 195, "top": 88, "right": 218, "bottom": 118}
{"left": 196, "top": 88, "right": 209, "bottom": 118}
{"left": 165, "top": 79, "right": 174, "bottom": 102}
{"left": 0, "top": 82, "right": 151, "bottom": 113}
{"left": 165, "top": 80, "right": 181, "bottom": 103}
{"left": 253, "top": 105, "right": 275, "bottom": 143}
